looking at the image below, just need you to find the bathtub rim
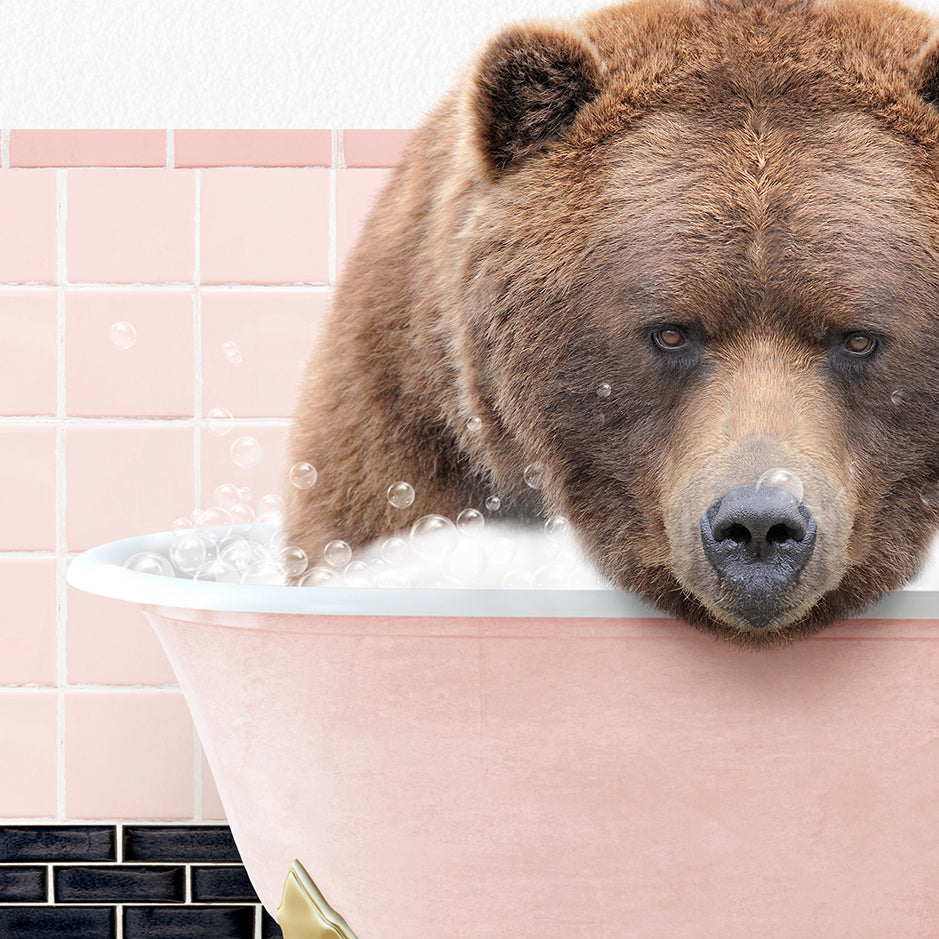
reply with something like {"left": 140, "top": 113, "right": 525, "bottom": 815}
{"left": 66, "top": 525, "right": 939, "bottom": 621}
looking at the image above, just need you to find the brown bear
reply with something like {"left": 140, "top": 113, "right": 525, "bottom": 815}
{"left": 284, "top": 0, "right": 939, "bottom": 647}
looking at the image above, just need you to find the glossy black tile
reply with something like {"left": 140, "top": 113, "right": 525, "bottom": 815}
{"left": 0, "top": 906, "right": 114, "bottom": 938}
{"left": 123, "top": 905, "right": 255, "bottom": 939}
{"left": 0, "top": 866, "right": 47, "bottom": 902}
{"left": 55, "top": 865, "right": 186, "bottom": 903}
{"left": 0, "top": 826, "right": 115, "bottom": 862}
{"left": 261, "top": 907, "right": 286, "bottom": 938}
{"left": 190, "top": 865, "right": 258, "bottom": 902}
{"left": 123, "top": 826, "right": 240, "bottom": 862}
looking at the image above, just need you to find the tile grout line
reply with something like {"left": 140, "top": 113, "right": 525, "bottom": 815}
{"left": 329, "top": 130, "right": 339, "bottom": 286}
{"left": 55, "top": 167, "right": 68, "bottom": 821}
{"left": 193, "top": 159, "right": 204, "bottom": 822}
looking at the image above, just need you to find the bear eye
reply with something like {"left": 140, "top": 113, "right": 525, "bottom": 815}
{"left": 653, "top": 326, "right": 688, "bottom": 350}
{"left": 843, "top": 332, "right": 877, "bottom": 356}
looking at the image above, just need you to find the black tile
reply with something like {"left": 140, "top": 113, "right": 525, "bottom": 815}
{"left": 123, "top": 905, "right": 255, "bottom": 939}
{"left": 0, "top": 826, "right": 115, "bottom": 862}
{"left": 261, "top": 907, "right": 285, "bottom": 938}
{"left": 191, "top": 866, "right": 259, "bottom": 902}
{"left": 0, "top": 906, "right": 114, "bottom": 938}
{"left": 123, "top": 826, "right": 240, "bottom": 862}
{"left": 55, "top": 865, "right": 185, "bottom": 903}
{"left": 0, "top": 866, "right": 46, "bottom": 902}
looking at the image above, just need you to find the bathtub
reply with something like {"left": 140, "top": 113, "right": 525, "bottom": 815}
{"left": 68, "top": 525, "right": 939, "bottom": 938}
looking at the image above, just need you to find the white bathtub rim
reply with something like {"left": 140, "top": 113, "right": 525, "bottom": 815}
{"left": 66, "top": 525, "right": 939, "bottom": 620}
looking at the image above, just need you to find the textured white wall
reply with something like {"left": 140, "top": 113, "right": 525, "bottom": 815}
{"left": 1, "top": 0, "right": 938, "bottom": 128}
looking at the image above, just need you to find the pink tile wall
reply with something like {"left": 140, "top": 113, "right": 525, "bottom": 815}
{"left": 0, "top": 130, "right": 403, "bottom": 823}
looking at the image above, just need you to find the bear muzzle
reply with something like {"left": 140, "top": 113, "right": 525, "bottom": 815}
{"left": 699, "top": 485, "right": 818, "bottom": 629}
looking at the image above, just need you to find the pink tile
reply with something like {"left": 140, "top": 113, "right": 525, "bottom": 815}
{"left": 343, "top": 129, "right": 414, "bottom": 167}
{"left": 0, "top": 560, "right": 57, "bottom": 686}
{"left": 65, "top": 290, "right": 194, "bottom": 417}
{"left": 335, "top": 168, "right": 393, "bottom": 280}
{"left": 0, "top": 288, "right": 57, "bottom": 416}
{"left": 201, "top": 750, "right": 227, "bottom": 821}
{"left": 201, "top": 291, "right": 326, "bottom": 418}
{"left": 65, "top": 691, "right": 194, "bottom": 818}
{"left": 11, "top": 130, "right": 166, "bottom": 167}
{"left": 175, "top": 130, "right": 331, "bottom": 167}
{"left": 199, "top": 169, "right": 329, "bottom": 284}
{"left": 0, "top": 171, "right": 57, "bottom": 283}
{"left": 66, "top": 576, "right": 176, "bottom": 685}
{"left": 200, "top": 423, "right": 289, "bottom": 514}
{"left": 67, "top": 169, "right": 196, "bottom": 283}
{"left": 66, "top": 424, "right": 194, "bottom": 550}
{"left": 0, "top": 692, "right": 57, "bottom": 816}
{"left": 0, "top": 426, "right": 56, "bottom": 551}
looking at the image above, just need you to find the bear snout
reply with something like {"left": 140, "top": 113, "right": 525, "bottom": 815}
{"left": 699, "top": 485, "right": 818, "bottom": 629}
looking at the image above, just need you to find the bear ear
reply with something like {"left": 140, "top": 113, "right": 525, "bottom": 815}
{"left": 912, "top": 34, "right": 939, "bottom": 109}
{"left": 466, "top": 22, "right": 605, "bottom": 179}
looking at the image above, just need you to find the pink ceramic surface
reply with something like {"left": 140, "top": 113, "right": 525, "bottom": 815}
{"left": 0, "top": 288, "right": 57, "bottom": 416}
{"left": 65, "top": 289, "right": 195, "bottom": 417}
{"left": 66, "top": 169, "right": 196, "bottom": 283}
{"left": 199, "top": 422, "right": 289, "bottom": 512}
{"left": 146, "top": 605, "right": 939, "bottom": 937}
{"left": 343, "top": 130, "right": 415, "bottom": 167}
{"left": 199, "top": 169, "right": 329, "bottom": 284}
{"left": 66, "top": 580, "right": 175, "bottom": 686}
{"left": 0, "top": 691, "right": 57, "bottom": 817}
{"left": 201, "top": 290, "right": 326, "bottom": 418}
{"left": 0, "top": 427, "right": 56, "bottom": 551}
{"left": 66, "top": 424, "right": 194, "bottom": 550}
{"left": 335, "top": 169, "right": 393, "bottom": 279}
{"left": 174, "top": 130, "right": 332, "bottom": 167}
{"left": 0, "top": 171, "right": 57, "bottom": 283}
{"left": 10, "top": 130, "right": 167, "bottom": 168}
{"left": 0, "top": 559, "right": 56, "bottom": 686}
{"left": 65, "top": 691, "right": 194, "bottom": 819}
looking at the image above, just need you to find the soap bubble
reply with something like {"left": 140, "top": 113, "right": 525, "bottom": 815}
{"left": 196, "top": 506, "right": 233, "bottom": 533}
{"left": 456, "top": 508, "right": 485, "bottom": 532}
{"left": 221, "top": 341, "right": 243, "bottom": 365}
{"left": 545, "top": 516, "right": 570, "bottom": 541}
{"left": 485, "top": 495, "right": 502, "bottom": 511}
{"left": 193, "top": 559, "right": 240, "bottom": 583}
{"left": 342, "top": 560, "right": 371, "bottom": 586}
{"left": 230, "top": 436, "right": 262, "bottom": 469}
{"left": 206, "top": 408, "right": 234, "bottom": 437}
{"left": 299, "top": 566, "right": 340, "bottom": 587}
{"left": 123, "top": 551, "right": 174, "bottom": 577}
{"left": 229, "top": 503, "right": 256, "bottom": 526}
{"left": 171, "top": 516, "right": 194, "bottom": 532}
{"left": 524, "top": 462, "right": 545, "bottom": 489}
{"left": 596, "top": 382, "right": 612, "bottom": 398}
{"left": 536, "top": 564, "right": 572, "bottom": 589}
{"left": 108, "top": 321, "right": 136, "bottom": 350}
{"left": 503, "top": 569, "right": 537, "bottom": 589}
{"left": 386, "top": 481, "right": 415, "bottom": 509}
{"left": 219, "top": 536, "right": 258, "bottom": 570}
{"left": 279, "top": 545, "right": 309, "bottom": 578}
{"left": 755, "top": 467, "right": 804, "bottom": 503}
{"left": 380, "top": 536, "right": 410, "bottom": 565}
{"left": 890, "top": 389, "right": 905, "bottom": 407}
{"left": 324, "top": 539, "right": 352, "bottom": 569}
{"left": 466, "top": 416, "right": 482, "bottom": 433}
{"left": 289, "top": 462, "right": 318, "bottom": 490}
{"left": 376, "top": 568, "right": 412, "bottom": 588}
{"left": 241, "top": 559, "right": 284, "bottom": 585}
{"left": 169, "top": 532, "right": 209, "bottom": 575}
{"left": 213, "top": 483, "right": 240, "bottom": 510}
{"left": 256, "top": 493, "right": 284, "bottom": 525}
{"left": 410, "top": 515, "right": 458, "bottom": 559}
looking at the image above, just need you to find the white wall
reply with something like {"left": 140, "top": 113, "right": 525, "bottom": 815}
{"left": 1, "top": 0, "right": 938, "bottom": 129}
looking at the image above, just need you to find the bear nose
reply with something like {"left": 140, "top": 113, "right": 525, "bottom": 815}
{"left": 699, "top": 485, "right": 818, "bottom": 628}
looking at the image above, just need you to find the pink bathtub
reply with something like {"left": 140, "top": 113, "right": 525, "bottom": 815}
{"left": 68, "top": 526, "right": 939, "bottom": 937}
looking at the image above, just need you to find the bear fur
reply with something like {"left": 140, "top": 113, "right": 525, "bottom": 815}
{"left": 285, "top": 0, "right": 939, "bottom": 647}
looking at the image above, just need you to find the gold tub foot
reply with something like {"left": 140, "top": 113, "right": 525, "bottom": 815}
{"left": 277, "top": 860, "right": 360, "bottom": 939}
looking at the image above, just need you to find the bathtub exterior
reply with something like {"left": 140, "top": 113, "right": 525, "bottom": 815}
{"left": 143, "top": 602, "right": 939, "bottom": 938}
